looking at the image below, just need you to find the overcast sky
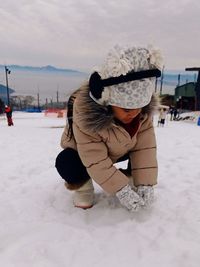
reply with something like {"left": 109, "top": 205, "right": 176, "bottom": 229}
{"left": 0, "top": 0, "right": 199, "bottom": 71}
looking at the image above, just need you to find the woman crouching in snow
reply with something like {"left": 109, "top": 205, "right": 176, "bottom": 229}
{"left": 55, "top": 44, "right": 163, "bottom": 212}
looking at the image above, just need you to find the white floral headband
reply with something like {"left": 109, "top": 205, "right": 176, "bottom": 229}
{"left": 89, "top": 44, "right": 164, "bottom": 108}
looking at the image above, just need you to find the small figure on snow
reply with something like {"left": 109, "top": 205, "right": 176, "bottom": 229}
{"left": 169, "top": 106, "right": 174, "bottom": 121}
{"left": 158, "top": 108, "right": 167, "bottom": 127}
{"left": 55, "top": 44, "right": 163, "bottom": 212}
{"left": 5, "top": 105, "right": 14, "bottom": 126}
{"left": 173, "top": 108, "right": 179, "bottom": 120}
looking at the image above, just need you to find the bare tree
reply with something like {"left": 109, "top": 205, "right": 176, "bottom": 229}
{"left": 11, "top": 95, "right": 35, "bottom": 109}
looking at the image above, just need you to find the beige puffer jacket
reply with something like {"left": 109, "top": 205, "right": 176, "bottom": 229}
{"left": 61, "top": 84, "right": 158, "bottom": 194}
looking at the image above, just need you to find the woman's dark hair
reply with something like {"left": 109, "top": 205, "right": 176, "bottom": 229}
{"left": 67, "top": 89, "right": 80, "bottom": 140}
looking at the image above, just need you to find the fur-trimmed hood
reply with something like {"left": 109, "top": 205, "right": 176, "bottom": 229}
{"left": 61, "top": 83, "right": 158, "bottom": 193}
{"left": 70, "top": 83, "right": 159, "bottom": 133}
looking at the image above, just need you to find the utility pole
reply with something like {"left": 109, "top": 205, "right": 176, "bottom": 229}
{"left": 155, "top": 77, "right": 158, "bottom": 93}
{"left": 56, "top": 84, "right": 59, "bottom": 106}
{"left": 159, "top": 66, "right": 164, "bottom": 95}
{"left": 45, "top": 98, "right": 48, "bottom": 109}
{"left": 5, "top": 66, "right": 11, "bottom": 106}
{"left": 185, "top": 67, "right": 200, "bottom": 110}
{"left": 194, "top": 73, "right": 197, "bottom": 83}
{"left": 37, "top": 85, "right": 40, "bottom": 110}
{"left": 56, "top": 90, "right": 59, "bottom": 103}
{"left": 37, "top": 92, "right": 40, "bottom": 109}
{"left": 177, "top": 74, "right": 181, "bottom": 87}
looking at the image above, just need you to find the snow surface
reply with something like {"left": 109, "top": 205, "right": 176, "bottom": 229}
{"left": 0, "top": 112, "right": 200, "bottom": 267}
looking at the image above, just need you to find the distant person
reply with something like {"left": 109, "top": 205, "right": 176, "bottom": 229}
{"left": 173, "top": 108, "right": 179, "bottom": 120}
{"left": 169, "top": 106, "right": 174, "bottom": 121}
{"left": 158, "top": 108, "right": 167, "bottom": 127}
{"left": 55, "top": 44, "right": 163, "bottom": 212}
{"left": 5, "top": 105, "right": 14, "bottom": 126}
{"left": 157, "top": 108, "right": 162, "bottom": 127}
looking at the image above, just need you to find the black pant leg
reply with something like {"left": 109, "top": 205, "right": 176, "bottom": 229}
{"left": 55, "top": 148, "right": 90, "bottom": 185}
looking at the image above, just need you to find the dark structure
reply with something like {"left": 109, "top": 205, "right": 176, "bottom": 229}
{"left": 0, "top": 84, "right": 15, "bottom": 103}
{"left": 185, "top": 67, "right": 200, "bottom": 110}
{"left": 175, "top": 82, "right": 196, "bottom": 110}
{"left": 0, "top": 98, "right": 5, "bottom": 114}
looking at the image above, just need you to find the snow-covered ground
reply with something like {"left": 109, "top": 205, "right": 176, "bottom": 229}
{"left": 0, "top": 112, "right": 200, "bottom": 267}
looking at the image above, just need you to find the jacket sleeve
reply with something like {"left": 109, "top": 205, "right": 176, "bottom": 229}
{"left": 72, "top": 121, "right": 129, "bottom": 194}
{"left": 130, "top": 115, "right": 158, "bottom": 186}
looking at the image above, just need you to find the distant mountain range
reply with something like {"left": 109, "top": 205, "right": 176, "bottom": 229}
{"left": 0, "top": 64, "right": 198, "bottom": 94}
{"left": 162, "top": 72, "right": 197, "bottom": 87}
{"left": 0, "top": 64, "right": 197, "bottom": 80}
{"left": 0, "top": 64, "right": 85, "bottom": 74}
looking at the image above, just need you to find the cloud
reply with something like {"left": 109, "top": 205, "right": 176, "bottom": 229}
{"left": 0, "top": 0, "right": 199, "bottom": 71}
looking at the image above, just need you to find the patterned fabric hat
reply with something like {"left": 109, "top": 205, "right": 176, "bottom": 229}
{"left": 89, "top": 44, "right": 163, "bottom": 109}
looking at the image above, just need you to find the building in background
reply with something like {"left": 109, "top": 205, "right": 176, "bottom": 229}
{"left": 175, "top": 82, "right": 197, "bottom": 111}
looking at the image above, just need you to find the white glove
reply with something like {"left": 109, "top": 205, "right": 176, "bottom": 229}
{"left": 116, "top": 184, "right": 144, "bottom": 212}
{"left": 137, "top": 185, "right": 154, "bottom": 206}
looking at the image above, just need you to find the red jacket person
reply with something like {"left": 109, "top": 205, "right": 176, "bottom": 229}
{"left": 5, "top": 105, "right": 14, "bottom": 126}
